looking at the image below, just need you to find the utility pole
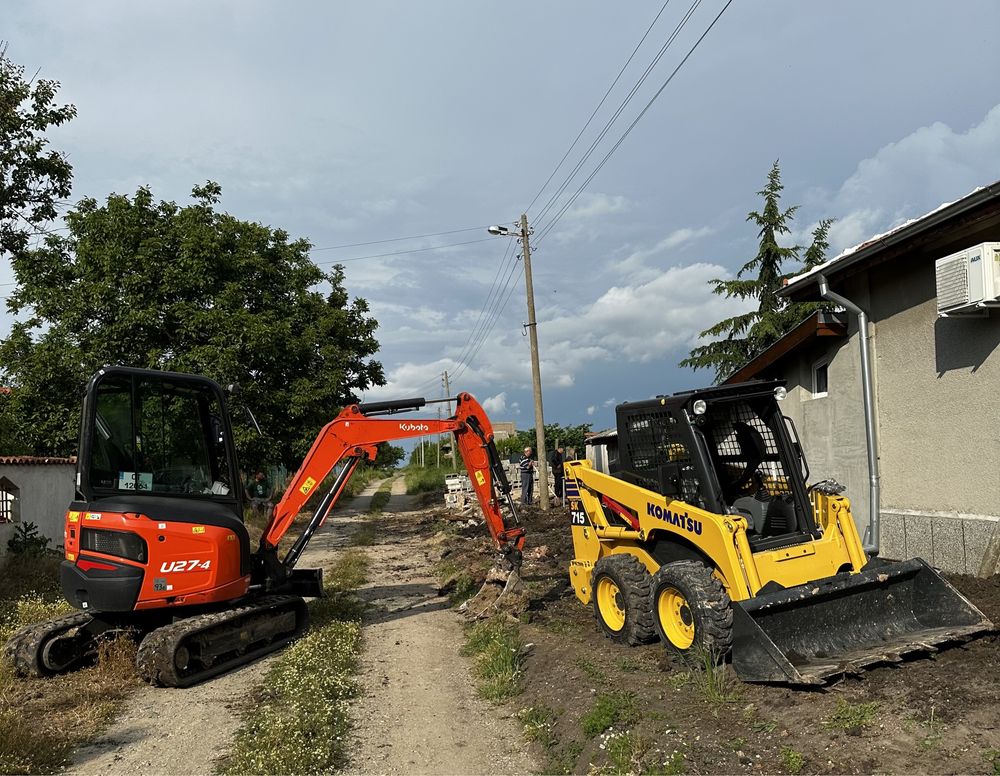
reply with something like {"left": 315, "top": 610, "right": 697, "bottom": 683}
{"left": 520, "top": 213, "right": 549, "bottom": 511}
{"left": 443, "top": 370, "right": 457, "bottom": 470}
{"left": 436, "top": 406, "right": 442, "bottom": 467}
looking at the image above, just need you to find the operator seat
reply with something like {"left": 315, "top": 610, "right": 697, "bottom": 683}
{"left": 723, "top": 422, "right": 767, "bottom": 504}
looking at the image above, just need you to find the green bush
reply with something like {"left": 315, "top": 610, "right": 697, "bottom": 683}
{"left": 6, "top": 522, "right": 50, "bottom": 557}
{"left": 403, "top": 465, "right": 452, "bottom": 494}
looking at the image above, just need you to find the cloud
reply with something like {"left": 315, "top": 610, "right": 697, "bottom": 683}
{"left": 602, "top": 397, "right": 616, "bottom": 407}
{"left": 613, "top": 227, "right": 714, "bottom": 282}
{"left": 562, "top": 192, "right": 630, "bottom": 221}
{"left": 482, "top": 392, "right": 507, "bottom": 415}
{"left": 798, "top": 103, "right": 1000, "bottom": 255}
{"left": 363, "top": 262, "right": 752, "bottom": 405}
{"left": 586, "top": 405, "right": 596, "bottom": 416}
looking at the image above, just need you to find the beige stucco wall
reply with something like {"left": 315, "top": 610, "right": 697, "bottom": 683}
{"left": 870, "top": 260, "right": 1000, "bottom": 519}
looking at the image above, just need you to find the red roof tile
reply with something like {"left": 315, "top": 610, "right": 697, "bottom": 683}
{"left": 0, "top": 456, "right": 76, "bottom": 466}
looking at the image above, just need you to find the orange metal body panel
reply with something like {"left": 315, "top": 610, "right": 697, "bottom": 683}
{"left": 64, "top": 509, "right": 249, "bottom": 609}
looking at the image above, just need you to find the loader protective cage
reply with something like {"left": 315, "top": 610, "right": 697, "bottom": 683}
{"left": 614, "top": 380, "right": 818, "bottom": 547}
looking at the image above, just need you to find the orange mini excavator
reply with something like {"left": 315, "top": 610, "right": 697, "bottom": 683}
{"left": 5, "top": 366, "right": 525, "bottom": 686}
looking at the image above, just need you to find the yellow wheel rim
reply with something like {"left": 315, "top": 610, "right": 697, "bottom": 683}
{"left": 658, "top": 587, "right": 695, "bottom": 649}
{"left": 596, "top": 577, "right": 626, "bottom": 632}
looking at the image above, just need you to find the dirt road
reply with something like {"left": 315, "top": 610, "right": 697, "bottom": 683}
{"left": 348, "top": 477, "right": 534, "bottom": 774}
{"left": 68, "top": 478, "right": 533, "bottom": 775}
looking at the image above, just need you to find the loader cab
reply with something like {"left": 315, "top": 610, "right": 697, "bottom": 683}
{"left": 614, "top": 381, "right": 816, "bottom": 546}
{"left": 76, "top": 367, "right": 250, "bottom": 565}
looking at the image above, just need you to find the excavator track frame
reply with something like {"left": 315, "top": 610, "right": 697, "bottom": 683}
{"left": 136, "top": 594, "right": 308, "bottom": 687}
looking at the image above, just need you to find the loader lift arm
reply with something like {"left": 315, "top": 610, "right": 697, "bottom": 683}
{"left": 255, "top": 392, "right": 525, "bottom": 588}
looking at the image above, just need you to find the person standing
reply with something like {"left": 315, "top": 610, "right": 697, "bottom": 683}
{"left": 519, "top": 446, "right": 535, "bottom": 505}
{"left": 248, "top": 470, "right": 271, "bottom": 518}
{"left": 550, "top": 445, "right": 565, "bottom": 504}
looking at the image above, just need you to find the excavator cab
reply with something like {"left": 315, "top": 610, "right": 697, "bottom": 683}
{"left": 567, "top": 380, "right": 992, "bottom": 684}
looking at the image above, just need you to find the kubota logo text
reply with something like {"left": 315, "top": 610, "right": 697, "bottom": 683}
{"left": 647, "top": 503, "right": 703, "bottom": 535}
{"left": 398, "top": 423, "right": 430, "bottom": 432}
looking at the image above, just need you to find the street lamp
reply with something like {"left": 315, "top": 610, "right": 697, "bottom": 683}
{"left": 487, "top": 215, "right": 549, "bottom": 511}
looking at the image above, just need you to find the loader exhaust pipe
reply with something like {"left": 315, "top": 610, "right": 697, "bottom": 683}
{"left": 817, "top": 274, "right": 880, "bottom": 555}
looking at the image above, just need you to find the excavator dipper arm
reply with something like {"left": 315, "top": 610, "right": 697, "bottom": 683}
{"left": 258, "top": 392, "right": 525, "bottom": 585}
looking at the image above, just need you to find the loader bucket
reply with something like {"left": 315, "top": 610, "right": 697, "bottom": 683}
{"left": 730, "top": 558, "right": 993, "bottom": 684}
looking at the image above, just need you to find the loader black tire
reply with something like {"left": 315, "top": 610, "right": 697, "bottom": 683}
{"left": 651, "top": 561, "right": 733, "bottom": 662}
{"left": 591, "top": 554, "right": 655, "bottom": 645}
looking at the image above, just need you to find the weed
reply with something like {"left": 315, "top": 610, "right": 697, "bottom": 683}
{"left": 983, "top": 748, "right": 1000, "bottom": 776}
{"left": 0, "top": 553, "right": 62, "bottom": 604}
{"left": 780, "top": 745, "right": 805, "bottom": 774}
{"left": 463, "top": 618, "right": 524, "bottom": 703}
{"left": 917, "top": 706, "right": 943, "bottom": 750}
{"left": 221, "top": 621, "right": 362, "bottom": 774}
{"left": 580, "top": 691, "right": 639, "bottom": 738}
{"left": 576, "top": 656, "right": 606, "bottom": 682}
{"left": 690, "top": 648, "right": 741, "bottom": 705}
{"left": 730, "top": 736, "right": 747, "bottom": 750}
{"left": 824, "top": 698, "right": 879, "bottom": 731}
{"left": 0, "top": 592, "right": 73, "bottom": 644}
{"left": 368, "top": 482, "right": 392, "bottom": 514}
{"left": 650, "top": 751, "right": 687, "bottom": 775}
{"left": 751, "top": 720, "right": 778, "bottom": 734}
{"left": 606, "top": 731, "right": 651, "bottom": 774}
{"left": 351, "top": 524, "right": 377, "bottom": 546}
{"left": 546, "top": 741, "right": 585, "bottom": 775}
{"left": 326, "top": 549, "right": 369, "bottom": 590}
{"left": 617, "top": 656, "right": 642, "bottom": 673}
{"left": 403, "top": 465, "right": 453, "bottom": 495}
{"left": 518, "top": 705, "right": 558, "bottom": 748}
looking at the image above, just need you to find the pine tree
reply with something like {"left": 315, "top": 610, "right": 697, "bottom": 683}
{"left": 679, "top": 161, "right": 833, "bottom": 382}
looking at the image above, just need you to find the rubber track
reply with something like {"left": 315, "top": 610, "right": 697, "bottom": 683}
{"left": 3, "top": 611, "right": 95, "bottom": 678}
{"left": 136, "top": 595, "right": 307, "bottom": 688}
{"left": 592, "top": 554, "right": 656, "bottom": 645}
{"left": 653, "top": 560, "right": 734, "bottom": 655}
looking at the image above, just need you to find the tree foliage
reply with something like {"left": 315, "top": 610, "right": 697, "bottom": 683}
{"left": 0, "top": 183, "right": 384, "bottom": 469}
{"left": 0, "top": 42, "right": 76, "bottom": 263}
{"left": 680, "top": 161, "right": 832, "bottom": 382}
{"left": 494, "top": 422, "right": 593, "bottom": 460}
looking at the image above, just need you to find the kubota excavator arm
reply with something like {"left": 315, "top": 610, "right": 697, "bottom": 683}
{"left": 254, "top": 392, "right": 525, "bottom": 588}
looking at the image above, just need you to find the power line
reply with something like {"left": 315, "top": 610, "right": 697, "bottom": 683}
{"left": 533, "top": 0, "right": 704, "bottom": 229}
{"left": 524, "top": 0, "right": 672, "bottom": 216}
{"left": 310, "top": 237, "right": 495, "bottom": 265}
{"left": 535, "top": 0, "right": 733, "bottom": 247}
{"left": 451, "top": 263, "right": 524, "bottom": 384}
{"left": 310, "top": 225, "right": 491, "bottom": 252}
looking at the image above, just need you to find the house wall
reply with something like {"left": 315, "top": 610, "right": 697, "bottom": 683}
{"left": 868, "top": 248, "right": 1000, "bottom": 575}
{"left": 777, "top": 225, "right": 1000, "bottom": 575}
{"left": 774, "top": 308, "right": 871, "bottom": 539}
{"left": 0, "top": 464, "right": 75, "bottom": 560}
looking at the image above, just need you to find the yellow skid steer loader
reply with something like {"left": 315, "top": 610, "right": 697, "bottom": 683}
{"left": 565, "top": 380, "right": 991, "bottom": 684}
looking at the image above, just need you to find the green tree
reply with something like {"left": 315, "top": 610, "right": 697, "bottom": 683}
{"left": 0, "top": 42, "right": 76, "bottom": 263}
{"left": 680, "top": 161, "right": 832, "bottom": 381}
{"left": 0, "top": 183, "right": 384, "bottom": 468}
{"left": 494, "top": 422, "right": 593, "bottom": 459}
{"left": 373, "top": 443, "right": 405, "bottom": 469}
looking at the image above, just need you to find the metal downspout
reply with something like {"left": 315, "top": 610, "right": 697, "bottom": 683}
{"left": 816, "top": 274, "right": 880, "bottom": 555}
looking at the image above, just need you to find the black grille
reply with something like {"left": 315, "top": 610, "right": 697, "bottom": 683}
{"left": 618, "top": 406, "right": 699, "bottom": 503}
{"left": 81, "top": 528, "right": 147, "bottom": 563}
{"left": 704, "top": 400, "right": 793, "bottom": 502}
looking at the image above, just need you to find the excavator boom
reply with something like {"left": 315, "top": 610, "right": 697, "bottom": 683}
{"left": 259, "top": 392, "right": 525, "bottom": 584}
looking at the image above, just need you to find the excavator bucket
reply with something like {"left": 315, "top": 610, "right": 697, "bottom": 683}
{"left": 731, "top": 558, "right": 993, "bottom": 684}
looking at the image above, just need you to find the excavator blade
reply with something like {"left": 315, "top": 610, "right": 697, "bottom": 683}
{"left": 731, "top": 557, "right": 993, "bottom": 684}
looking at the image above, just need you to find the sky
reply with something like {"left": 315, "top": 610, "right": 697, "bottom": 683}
{"left": 4, "top": 1, "right": 1000, "bottom": 435}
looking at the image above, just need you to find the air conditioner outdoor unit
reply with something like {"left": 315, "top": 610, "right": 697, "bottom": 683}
{"left": 935, "top": 242, "right": 1000, "bottom": 316}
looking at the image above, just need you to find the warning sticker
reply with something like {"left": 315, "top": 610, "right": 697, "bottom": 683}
{"left": 192, "top": 526, "right": 206, "bottom": 534}
{"left": 475, "top": 470, "right": 486, "bottom": 486}
{"left": 300, "top": 476, "right": 317, "bottom": 496}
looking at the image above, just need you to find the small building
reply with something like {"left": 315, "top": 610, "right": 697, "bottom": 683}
{"left": 491, "top": 421, "right": 516, "bottom": 442}
{"left": 0, "top": 456, "right": 76, "bottom": 560}
{"left": 728, "top": 180, "right": 1000, "bottom": 575}
{"left": 584, "top": 428, "right": 618, "bottom": 474}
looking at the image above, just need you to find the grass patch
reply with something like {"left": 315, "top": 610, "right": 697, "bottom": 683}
{"left": 779, "top": 745, "right": 805, "bottom": 774}
{"left": 350, "top": 524, "right": 378, "bottom": 547}
{"left": 547, "top": 741, "right": 585, "bottom": 775}
{"left": 576, "top": 656, "right": 606, "bottom": 682}
{"left": 368, "top": 480, "right": 393, "bottom": 514}
{"left": 0, "top": 553, "right": 62, "bottom": 604}
{"left": 220, "top": 621, "right": 362, "bottom": 774}
{"left": 220, "top": 552, "right": 368, "bottom": 774}
{"left": 580, "top": 691, "right": 640, "bottom": 738}
{"left": 689, "top": 649, "right": 742, "bottom": 705}
{"left": 518, "top": 705, "right": 558, "bottom": 749}
{"left": 462, "top": 618, "right": 524, "bottom": 703}
{"left": 824, "top": 698, "right": 879, "bottom": 731}
{"left": 0, "top": 630, "right": 139, "bottom": 774}
{"left": 403, "top": 465, "right": 452, "bottom": 495}
{"left": 983, "top": 749, "right": 1000, "bottom": 775}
